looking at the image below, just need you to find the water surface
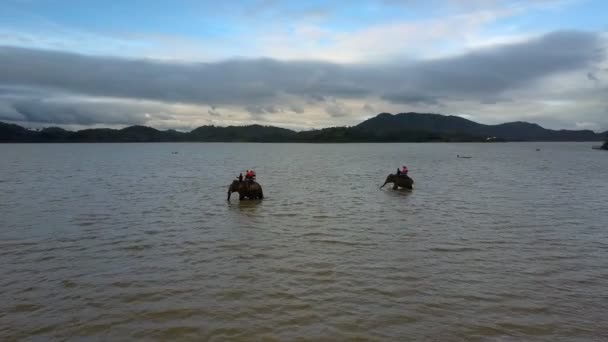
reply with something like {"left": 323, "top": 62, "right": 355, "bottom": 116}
{"left": 1, "top": 142, "right": 607, "bottom": 341}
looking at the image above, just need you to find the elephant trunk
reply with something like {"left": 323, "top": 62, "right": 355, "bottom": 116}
{"left": 380, "top": 175, "right": 392, "bottom": 189}
{"left": 227, "top": 190, "right": 232, "bottom": 201}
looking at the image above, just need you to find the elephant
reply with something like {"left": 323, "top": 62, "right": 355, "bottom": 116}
{"left": 227, "top": 180, "right": 264, "bottom": 201}
{"left": 380, "top": 174, "right": 414, "bottom": 190}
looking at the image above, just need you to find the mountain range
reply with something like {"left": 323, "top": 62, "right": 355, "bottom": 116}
{"left": 1, "top": 112, "right": 606, "bottom": 143}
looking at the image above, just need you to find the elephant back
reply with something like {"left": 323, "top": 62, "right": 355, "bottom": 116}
{"left": 242, "top": 181, "right": 262, "bottom": 191}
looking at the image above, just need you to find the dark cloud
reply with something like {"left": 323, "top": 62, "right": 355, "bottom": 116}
{"left": 587, "top": 72, "right": 599, "bottom": 82}
{"left": 381, "top": 93, "right": 441, "bottom": 105}
{"left": 307, "top": 94, "right": 328, "bottom": 104}
{"left": 325, "top": 102, "right": 351, "bottom": 117}
{"left": 403, "top": 31, "right": 604, "bottom": 97}
{"left": 289, "top": 104, "right": 305, "bottom": 113}
{"left": 479, "top": 96, "right": 513, "bottom": 105}
{"left": 0, "top": 101, "right": 21, "bottom": 121}
{"left": 208, "top": 105, "right": 221, "bottom": 116}
{"left": 0, "top": 30, "right": 604, "bottom": 126}
{"left": 1, "top": 31, "right": 602, "bottom": 106}
{"left": 265, "top": 105, "right": 283, "bottom": 114}
{"left": 245, "top": 105, "right": 284, "bottom": 117}
{"left": 362, "top": 103, "right": 375, "bottom": 112}
{"left": 0, "top": 96, "right": 170, "bottom": 125}
{"left": 245, "top": 105, "right": 266, "bottom": 115}
{"left": 0, "top": 85, "right": 50, "bottom": 97}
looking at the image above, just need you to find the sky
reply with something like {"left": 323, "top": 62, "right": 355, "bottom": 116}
{"left": 0, "top": 0, "right": 607, "bottom": 132}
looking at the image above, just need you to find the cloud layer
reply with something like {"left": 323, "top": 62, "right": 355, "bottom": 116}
{"left": 0, "top": 30, "right": 607, "bottom": 130}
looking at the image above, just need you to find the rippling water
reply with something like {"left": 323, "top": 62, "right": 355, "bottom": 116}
{"left": 1, "top": 142, "right": 607, "bottom": 341}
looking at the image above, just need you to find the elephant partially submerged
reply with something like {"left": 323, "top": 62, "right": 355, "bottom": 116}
{"left": 227, "top": 180, "right": 264, "bottom": 201}
{"left": 380, "top": 174, "right": 414, "bottom": 190}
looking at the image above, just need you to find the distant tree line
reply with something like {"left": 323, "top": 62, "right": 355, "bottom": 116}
{"left": 1, "top": 112, "right": 605, "bottom": 143}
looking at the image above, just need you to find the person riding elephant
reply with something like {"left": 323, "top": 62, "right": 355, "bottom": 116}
{"left": 396, "top": 165, "right": 408, "bottom": 177}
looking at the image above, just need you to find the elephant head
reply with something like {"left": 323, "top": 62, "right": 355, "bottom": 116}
{"left": 227, "top": 180, "right": 240, "bottom": 201}
{"left": 380, "top": 174, "right": 394, "bottom": 189}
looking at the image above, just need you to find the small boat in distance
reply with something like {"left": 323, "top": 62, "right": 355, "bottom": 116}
{"left": 457, "top": 154, "right": 472, "bottom": 159}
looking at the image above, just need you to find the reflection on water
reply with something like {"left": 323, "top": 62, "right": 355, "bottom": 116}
{"left": 382, "top": 187, "right": 414, "bottom": 198}
{"left": 231, "top": 199, "right": 263, "bottom": 216}
{"left": 1, "top": 142, "right": 607, "bottom": 340}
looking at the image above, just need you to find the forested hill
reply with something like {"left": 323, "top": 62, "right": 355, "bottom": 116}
{"left": 357, "top": 112, "right": 605, "bottom": 142}
{"left": 1, "top": 112, "right": 605, "bottom": 142}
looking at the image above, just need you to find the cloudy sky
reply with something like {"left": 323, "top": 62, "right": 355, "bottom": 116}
{"left": 0, "top": 0, "right": 607, "bottom": 131}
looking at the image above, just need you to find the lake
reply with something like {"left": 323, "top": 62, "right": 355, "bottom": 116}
{"left": 1, "top": 142, "right": 607, "bottom": 341}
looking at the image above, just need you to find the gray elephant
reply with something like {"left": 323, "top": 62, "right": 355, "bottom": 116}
{"left": 380, "top": 174, "right": 414, "bottom": 190}
{"left": 227, "top": 180, "right": 264, "bottom": 201}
